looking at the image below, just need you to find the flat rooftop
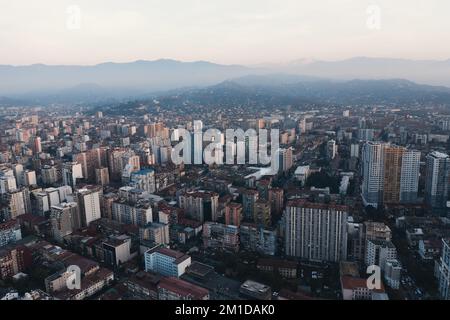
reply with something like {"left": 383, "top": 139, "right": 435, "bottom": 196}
{"left": 240, "top": 280, "right": 270, "bottom": 293}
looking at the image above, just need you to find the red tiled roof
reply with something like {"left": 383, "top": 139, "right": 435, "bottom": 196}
{"left": 158, "top": 277, "right": 208, "bottom": 299}
{"left": 0, "top": 220, "right": 19, "bottom": 231}
{"left": 340, "top": 276, "right": 385, "bottom": 293}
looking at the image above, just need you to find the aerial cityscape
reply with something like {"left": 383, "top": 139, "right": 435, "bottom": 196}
{"left": 0, "top": 0, "right": 450, "bottom": 309}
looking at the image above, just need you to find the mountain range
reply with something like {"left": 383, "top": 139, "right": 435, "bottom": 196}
{"left": 1, "top": 57, "right": 450, "bottom": 105}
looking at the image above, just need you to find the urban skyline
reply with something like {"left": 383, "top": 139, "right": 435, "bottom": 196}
{"left": 1, "top": 1, "right": 450, "bottom": 311}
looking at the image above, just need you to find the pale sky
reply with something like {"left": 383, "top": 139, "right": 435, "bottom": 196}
{"left": 1, "top": 0, "right": 449, "bottom": 66}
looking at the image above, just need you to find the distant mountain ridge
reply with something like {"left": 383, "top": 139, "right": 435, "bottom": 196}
{"left": 267, "top": 57, "right": 450, "bottom": 87}
{"left": 0, "top": 59, "right": 257, "bottom": 97}
{"left": 1, "top": 57, "right": 450, "bottom": 104}
{"left": 155, "top": 75, "right": 450, "bottom": 107}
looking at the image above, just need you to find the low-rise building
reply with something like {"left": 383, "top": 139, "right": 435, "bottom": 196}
{"left": 144, "top": 247, "right": 191, "bottom": 277}
{"left": 157, "top": 277, "right": 209, "bottom": 300}
{"left": 239, "top": 280, "right": 272, "bottom": 300}
{"left": 202, "top": 222, "right": 239, "bottom": 252}
{"left": 341, "top": 276, "right": 386, "bottom": 300}
{"left": 257, "top": 258, "right": 298, "bottom": 279}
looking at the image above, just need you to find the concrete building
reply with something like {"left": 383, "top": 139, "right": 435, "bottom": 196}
{"left": 74, "top": 186, "right": 101, "bottom": 227}
{"left": 157, "top": 277, "right": 209, "bottom": 300}
{"left": 425, "top": 151, "right": 450, "bottom": 210}
{"left": 23, "top": 170, "right": 37, "bottom": 187}
{"left": 253, "top": 199, "right": 271, "bottom": 227}
{"left": 50, "top": 202, "right": 79, "bottom": 243}
{"left": 112, "top": 200, "right": 152, "bottom": 227}
{"left": 130, "top": 168, "right": 156, "bottom": 193}
{"left": 278, "top": 147, "right": 293, "bottom": 173}
{"left": 285, "top": 200, "right": 348, "bottom": 262}
{"left": 362, "top": 142, "right": 420, "bottom": 208}
{"left": 350, "top": 144, "right": 359, "bottom": 158}
{"left": 269, "top": 187, "right": 284, "bottom": 216}
{"left": 95, "top": 167, "right": 110, "bottom": 186}
{"left": 103, "top": 235, "right": 132, "bottom": 267}
{"left": 224, "top": 202, "right": 242, "bottom": 226}
{"left": 294, "top": 165, "right": 310, "bottom": 186}
{"left": 203, "top": 222, "right": 239, "bottom": 252}
{"left": 361, "top": 142, "right": 385, "bottom": 208}
{"left": 365, "top": 239, "right": 397, "bottom": 271}
{"left": 242, "top": 189, "right": 259, "bottom": 221}
{"left": 341, "top": 276, "right": 386, "bottom": 300}
{"left": 0, "top": 220, "right": 22, "bottom": 248}
{"left": 240, "top": 223, "right": 277, "bottom": 256}
{"left": 140, "top": 222, "right": 170, "bottom": 245}
{"left": 0, "top": 169, "right": 17, "bottom": 194}
{"left": 383, "top": 146, "right": 420, "bottom": 204}
{"left": 239, "top": 280, "right": 272, "bottom": 300}
{"left": 384, "top": 259, "right": 402, "bottom": 289}
{"left": 438, "top": 238, "right": 450, "bottom": 300}
{"left": 41, "top": 165, "right": 59, "bottom": 185}
{"left": 327, "top": 139, "right": 337, "bottom": 160}
{"left": 144, "top": 247, "right": 191, "bottom": 277}
{"left": 399, "top": 150, "right": 421, "bottom": 203}
{"left": 62, "top": 162, "right": 83, "bottom": 188}
{"left": 3, "top": 188, "right": 31, "bottom": 220}
{"left": 365, "top": 221, "right": 392, "bottom": 242}
{"left": 0, "top": 245, "right": 32, "bottom": 280}
{"left": 178, "top": 190, "right": 219, "bottom": 222}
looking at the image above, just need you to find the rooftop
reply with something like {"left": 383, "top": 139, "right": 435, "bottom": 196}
{"left": 158, "top": 277, "right": 209, "bottom": 298}
{"left": 240, "top": 280, "right": 270, "bottom": 293}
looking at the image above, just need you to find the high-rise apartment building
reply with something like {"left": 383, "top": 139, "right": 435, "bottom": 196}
{"left": 362, "top": 142, "right": 420, "bottom": 208}
{"left": 62, "top": 162, "right": 83, "bottom": 188}
{"left": 130, "top": 169, "right": 155, "bottom": 193}
{"left": 50, "top": 202, "right": 79, "bottom": 243}
{"left": 269, "top": 187, "right": 284, "bottom": 216}
{"left": 178, "top": 190, "right": 219, "bottom": 222}
{"left": 41, "top": 165, "right": 59, "bottom": 185}
{"left": 202, "top": 222, "right": 239, "bottom": 252}
{"left": 425, "top": 151, "right": 450, "bottom": 210}
{"left": 95, "top": 167, "right": 110, "bottom": 186}
{"left": 438, "top": 238, "right": 450, "bottom": 300}
{"left": 4, "top": 188, "right": 31, "bottom": 220}
{"left": 33, "top": 136, "right": 42, "bottom": 154}
{"left": 400, "top": 150, "right": 421, "bottom": 203}
{"left": 327, "top": 140, "right": 337, "bottom": 160}
{"left": 139, "top": 222, "right": 170, "bottom": 245}
{"left": 0, "top": 220, "right": 22, "bottom": 248}
{"left": 278, "top": 147, "right": 293, "bottom": 173}
{"left": 242, "top": 189, "right": 259, "bottom": 221}
{"left": 361, "top": 142, "right": 385, "bottom": 208}
{"left": 253, "top": 199, "right": 271, "bottom": 227}
{"left": 74, "top": 186, "right": 101, "bottom": 227}
{"left": 365, "top": 239, "right": 397, "bottom": 271}
{"left": 224, "top": 202, "right": 242, "bottom": 226}
{"left": 0, "top": 167, "right": 17, "bottom": 194}
{"left": 112, "top": 200, "right": 153, "bottom": 227}
{"left": 285, "top": 200, "right": 348, "bottom": 262}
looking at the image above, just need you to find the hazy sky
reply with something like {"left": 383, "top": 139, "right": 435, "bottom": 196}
{"left": 1, "top": 0, "right": 449, "bottom": 65}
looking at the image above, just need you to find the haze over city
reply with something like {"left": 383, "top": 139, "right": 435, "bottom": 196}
{"left": 1, "top": 0, "right": 450, "bottom": 66}
{"left": 1, "top": 0, "right": 450, "bottom": 310}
